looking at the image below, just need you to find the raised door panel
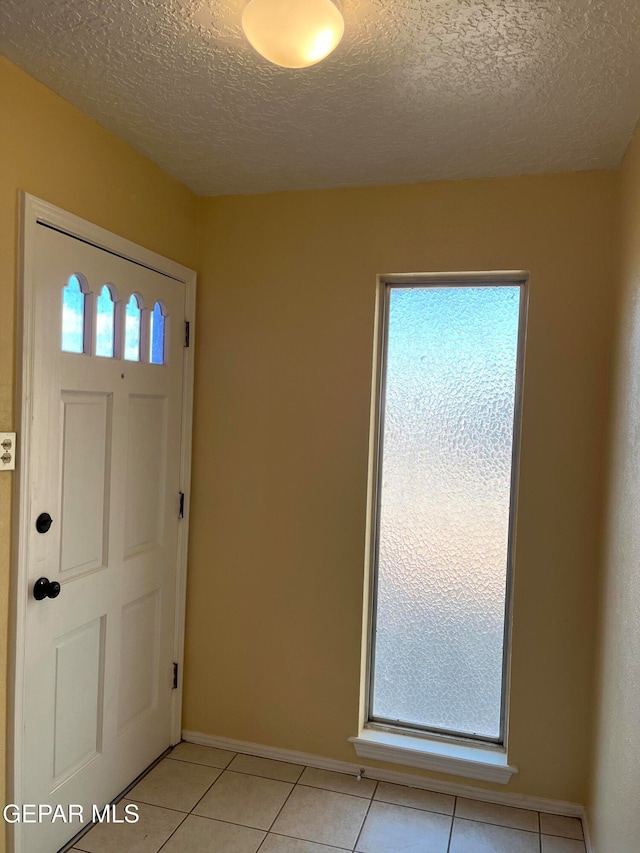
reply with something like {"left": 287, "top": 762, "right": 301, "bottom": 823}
{"left": 60, "top": 392, "right": 112, "bottom": 577}
{"left": 52, "top": 616, "right": 105, "bottom": 787}
{"left": 124, "top": 395, "right": 167, "bottom": 557}
{"left": 118, "top": 590, "right": 161, "bottom": 734}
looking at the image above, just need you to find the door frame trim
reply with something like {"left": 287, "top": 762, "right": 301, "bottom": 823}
{"left": 9, "top": 193, "right": 197, "bottom": 853}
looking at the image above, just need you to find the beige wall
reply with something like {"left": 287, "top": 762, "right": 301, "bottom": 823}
{"left": 187, "top": 171, "right": 618, "bottom": 804}
{"left": 588, "top": 126, "right": 640, "bottom": 851}
{"left": 0, "top": 57, "right": 197, "bottom": 848}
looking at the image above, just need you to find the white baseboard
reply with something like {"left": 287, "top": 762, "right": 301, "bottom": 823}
{"left": 182, "top": 729, "right": 585, "bottom": 819}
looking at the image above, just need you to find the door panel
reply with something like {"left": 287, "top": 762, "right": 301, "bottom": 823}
{"left": 59, "top": 392, "right": 111, "bottom": 576}
{"left": 118, "top": 590, "right": 161, "bottom": 732}
{"left": 52, "top": 617, "right": 105, "bottom": 783}
{"left": 124, "top": 395, "right": 167, "bottom": 556}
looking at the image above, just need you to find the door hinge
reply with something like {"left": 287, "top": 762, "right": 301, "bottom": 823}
{"left": 173, "top": 662, "right": 179, "bottom": 690}
{"left": 184, "top": 321, "right": 190, "bottom": 348}
{"left": 179, "top": 492, "right": 185, "bottom": 519}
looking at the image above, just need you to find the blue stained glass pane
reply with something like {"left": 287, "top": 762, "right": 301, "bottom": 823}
{"left": 150, "top": 302, "right": 165, "bottom": 365}
{"left": 61, "top": 275, "right": 85, "bottom": 353}
{"left": 124, "top": 294, "right": 141, "bottom": 361}
{"left": 96, "top": 285, "right": 115, "bottom": 358}
{"left": 371, "top": 285, "right": 522, "bottom": 741}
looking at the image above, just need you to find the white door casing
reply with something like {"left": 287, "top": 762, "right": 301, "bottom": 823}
{"left": 10, "top": 195, "right": 196, "bottom": 853}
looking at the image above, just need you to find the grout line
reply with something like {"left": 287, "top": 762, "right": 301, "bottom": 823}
{"left": 265, "top": 832, "right": 350, "bottom": 851}
{"left": 168, "top": 755, "right": 236, "bottom": 770}
{"left": 296, "top": 782, "right": 376, "bottom": 802}
{"left": 255, "top": 836, "right": 269, "bottom": 853}
{"left": 537, "top": 809, "right": 543, "bottom": 853}
{"left": 455, "top": 793, "right": 540, "bottom": 815}
{"left": 188, "top": 768, "right": 229, "bottom": 815}
{"left": 267, "top": 776, "right": 297, "bottom": 831}
{"left": 351, "top": 780, "right": 378, "bottom": 852}
{"left": 158, "top": 812, "right": 270, "bottom": 843}
{"left": 454, "top": 816, "right": 539, "bottom": 835}
{"left": 222, "top": 766, "right": 303, "bottom": 786}
{"left": 227, "top": 752, "right": 306, "bottom": 783}
{"left": 123, "top": 798, "right": 187, "bottom": 816}
{"left": 133, "top": 759, "right": 226, "bottom": 852}
{"left": 254, "top": 774, "right": 301, "bottom": 851}
{"left": 125, "top": 792, "right": 192, "bottom": 813}
{"left": 261, "top": 829, "right": 352, "bottom": 851}
{"left": 148, "top": 808, "right": 189, "bottom": 853}
{"left": 446, "top": 796, "right": 457, "bottom": 853}
{"left": 173, "top": 813, "right": 270, "bottom": 833}
{"left": 366, "top": 795, "right": 451, "bottom": 814}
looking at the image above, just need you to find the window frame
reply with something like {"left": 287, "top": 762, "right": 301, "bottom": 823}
{"left": 364, "top": 271, "right": 529, "bottom": 750}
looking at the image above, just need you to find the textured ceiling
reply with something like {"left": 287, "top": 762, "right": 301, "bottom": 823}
{"left": 2, "top": 0, "right": 640, "bottom": 195}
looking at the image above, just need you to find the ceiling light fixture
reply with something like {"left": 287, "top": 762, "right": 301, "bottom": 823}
{"left": 242, "top": 0, "right": 344, "bottom": 69}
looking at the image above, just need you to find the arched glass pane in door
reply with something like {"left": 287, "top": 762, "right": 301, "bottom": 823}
{"left": 149, "top": 301, "right": 166, "bottom": 365}
{"left": 61, "top": 274, "right": 86, "bottom": 354}
{"left": 124, "top": 294, "right": 143, "bottom": 361}
{"left": 96, "top": 285, "right": 117, "bottom": 358}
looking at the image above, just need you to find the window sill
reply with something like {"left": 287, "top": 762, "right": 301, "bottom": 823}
{"left": 349, "top": 728, "right": 518, "bottom": 785}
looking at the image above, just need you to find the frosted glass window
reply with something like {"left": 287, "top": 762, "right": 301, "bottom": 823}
{"left": 61, "top": 275, "right": 85, "bottom": 354}
{"left": 124, "top": 294, "right": 142, "bottom": 361}
{"left": 370, "top": 282, "right": 525, "bottom": 743}
{"left": 96, "top": 285, "right": 116, "bottom": 358}
{"left": 149, "top": 302, "right": 166, "bottom": 365}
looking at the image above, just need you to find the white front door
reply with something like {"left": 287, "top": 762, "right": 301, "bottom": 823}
{"left": 18, "top": 219, "right": 191, "bottom": 853}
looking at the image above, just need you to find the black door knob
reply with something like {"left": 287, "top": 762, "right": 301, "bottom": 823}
{"left": 33, "top": 577, "right": 61, "bottom": 601}
{"left": 36, "top": 512, "right": 53, "bottom": 534}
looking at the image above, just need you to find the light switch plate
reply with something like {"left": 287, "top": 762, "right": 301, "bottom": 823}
{"left": 0, "top": 432, "right": 16, "bottom": 470}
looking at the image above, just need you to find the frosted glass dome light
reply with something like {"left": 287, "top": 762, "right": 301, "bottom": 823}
{"left": 242, "top": 0, "right": 344, "bottom": 69}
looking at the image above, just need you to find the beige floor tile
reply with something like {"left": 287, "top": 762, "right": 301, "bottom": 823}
{"left": 374, "top": 781, "right": 454, "bottom": 815}
{"left": 127, "top": 758, "right": 221, "bottom": 811}
{"left": 449, "top": 818, "right": 539, "bottom": 853}
{"left": 194, "top": 770, "right": 293, "bottom": 830}
{"left": 259, "top": 835, "right": 347, "bottom": 852}
{"left": 540, "top": 813, "right": 584, "bottom": 839}
{"left": 298, "top": 767, "right": 376, "bottom": 798}
{"left": 356, "top": 801, "right": 451, "bottom": 853}
{"left": 272, "top": 785, "right": 369, "bottom": 849}
{"left": 455, "top": 797, "right": 539, "bottom": 831}
{"left": 74, "top": 800, "right": 185, "bottom": 853}
{"left": 169, "top": 741, "right": 236, "bottom": 769}
{"left": 227, "top": 753, "right": 304, "bottom": 783}
{"left": 161, "top": 815, "right": 265, "bottom": 853}
{"left": 542, "top": 835, "right": 587, "bottom": 853}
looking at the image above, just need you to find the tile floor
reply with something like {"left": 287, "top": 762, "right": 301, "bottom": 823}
{"left": 69, "top": 743, "right": 587, "bottom": 853}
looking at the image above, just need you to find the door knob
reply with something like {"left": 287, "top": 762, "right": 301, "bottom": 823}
{"left": 35, "top": 512, "right": 53, "bottom": 534}
{"left": 33, "top": 577, "right": 61, "bottom": 601}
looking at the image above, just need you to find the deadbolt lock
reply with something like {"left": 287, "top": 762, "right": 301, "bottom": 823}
{"left": 36, "top": 512, "right": 53, "bottom": 534}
